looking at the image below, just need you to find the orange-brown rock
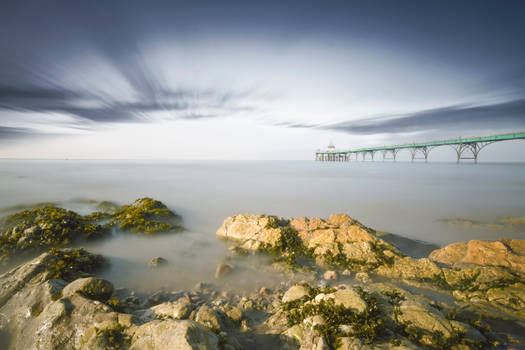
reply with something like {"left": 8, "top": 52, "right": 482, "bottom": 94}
{"left": 429, "top": 239, "right": 525, "bottom": 277}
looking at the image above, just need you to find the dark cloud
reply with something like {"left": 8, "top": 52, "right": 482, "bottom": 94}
{"left": 319, "top": 99, "right": 525, "bottom": 135}
{"left": 0, "top": 126, "right": 33, "bottom": 140}
{"left": 0, "top": 79, "right": 261, "bottom": 125}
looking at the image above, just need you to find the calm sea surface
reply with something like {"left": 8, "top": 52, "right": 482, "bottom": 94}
{"left": 1, "top": 160, "right": 524, "bottom": 291}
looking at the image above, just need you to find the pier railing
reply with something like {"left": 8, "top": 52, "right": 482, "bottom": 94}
{"left": 315, "top": 131, "right": 525, "bottom": 163}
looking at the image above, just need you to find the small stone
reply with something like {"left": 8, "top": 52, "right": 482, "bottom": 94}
{"left": 355, "top": 272, "right": 371, "bottom": 284}
{"left": 341, "top": 269, "right": 352, "bottom": 276}
{"left": 148, "top": 257, "right": 168, "bottom": 268}
{"left": 282, "top": 285, "right": 309, "bottom": 303}
{"left": 151, "top": 301, "right": 193, "bottom": 320}
{"left": 323, "top": 270, "right": 339, "bottom": 281}
{"left": 215, "top": 263, "right": 234, "bottom": 279}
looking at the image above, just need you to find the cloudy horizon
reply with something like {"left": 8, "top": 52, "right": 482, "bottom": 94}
{"left": 1, "top": 0, "right": 525, "bottom": 160}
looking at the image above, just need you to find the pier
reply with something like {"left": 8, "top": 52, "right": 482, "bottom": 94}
{"left": 315, "top": 131, "right": 525, "bottom": 163}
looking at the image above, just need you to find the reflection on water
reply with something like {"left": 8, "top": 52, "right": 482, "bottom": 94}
{"left": 1, "top": 160, "right": 524, "bottom": 291}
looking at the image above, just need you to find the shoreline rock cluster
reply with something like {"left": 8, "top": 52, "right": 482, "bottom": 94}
{"left": 0, "top": 198, "right": 182, "bottom": 264}
{"left": 0, "top": 207, "right": 524, "bottom": 349}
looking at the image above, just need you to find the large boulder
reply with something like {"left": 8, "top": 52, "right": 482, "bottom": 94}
{"left": 216, "top": 214, "right": 283, "bottom": 250}
{"left": 429, "top": 239, "right": 525, "bottom": 278}
{"left": 0, "top": 249, "right": 120, "bottom": 350}
{"left": 217, "top": 214, "right": 400, "bottom": 270}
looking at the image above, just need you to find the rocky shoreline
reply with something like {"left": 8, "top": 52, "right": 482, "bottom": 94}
{"left": 0, "top": 200, "right": 524, "bottom": 349}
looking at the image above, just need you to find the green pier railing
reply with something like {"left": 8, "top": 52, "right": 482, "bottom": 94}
{"left": 315, "top": 131, "right": 525, "bottom": 163}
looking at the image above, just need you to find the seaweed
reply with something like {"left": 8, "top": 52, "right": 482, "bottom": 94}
{"left": 284, "top": 284, "right": 384, "bottom": 347}
{"left": 95, "top": 324, "right": 130, "bottom": 350}
{"left": 110, "top": 198, "right": 182, "bottom": 234}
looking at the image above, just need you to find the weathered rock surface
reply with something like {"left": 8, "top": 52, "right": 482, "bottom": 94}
{"left": 62, "top": 277, "right": 114, "bottom": 301}
{"left": 0, "top": 249, "right": 222, "bottom": 350}
{"left": 216, "top": 214, "right": 284, "bottom": 250}
{"left": 129, "top": 319, "right": 219, "bottom": 350}
{"left": 430, "top": 238, "right": 525, "bottom": 277}
{"left": 216, "top": 214, "right": 400, "bottom": 270}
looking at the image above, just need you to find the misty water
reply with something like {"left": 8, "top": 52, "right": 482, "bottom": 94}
{"left": 1, "top": 159, "right": 524, "bottom": 293}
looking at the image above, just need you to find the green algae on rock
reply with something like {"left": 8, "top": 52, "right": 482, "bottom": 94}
{"left": 0, "top": 198, "right": 182, "bottom": 263}
{"left": 0, "top": 206, "right": 107, "bottom": 263}
{"left": 110, "top": 198, "right": 183, "bottom": 234}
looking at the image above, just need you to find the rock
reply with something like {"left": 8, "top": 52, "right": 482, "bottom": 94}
{"left": 129, "top": 319, "right": 219, "bottom": 350}
{"left": 195, "top": 305, "right": 224, "bottom": 332}
{"left": 323, "top": 270, "right": 338, "bottom": 281}
{"left": 148, "top": 257, "right": 168, "bottom": 268}
{"left": 281, "top": 324, "right": 304, "bottom": 348}
{"left": 303, "top": 315, "right": 325, "bottom": 330}
{"left": 397, "top": 300, "right": 453, "bottom": 338}
{"left": 355, "top": 272, "right": 371, "bottom": 284}
{"left": 0, "top": 207, "right": 107, "bottom": 263}
{"left": 215, "top": 262, "right": 234, "bottom": 279}
{"left": 282, "top": 285, "right": 309, "bottom": 303}
{"left": 327, "top": 214, "right": 354, "bottom": 227}
{"left": 315, "top": 337, "right": 331, "bottom": 350}
{"left": 62, "top": 277, "right": 114, "bottom": 302}
{"left": 322, "top": 289, "right": 367, "bottom": 313}
{"left": 430, "top": 239, "right": 525, "bottom": 278}
{"left": 111, "top": 197, "right": 183, "bottom": 234}
{"left": 216, "top": 213, "right": 400, "bottom": 271}
{"left": 225, "top": 306, "right": 243, "bottom": 323}
{"left": 151, "top": 301, "right": 193, "bottom": 320}
{"left": 216, "top": 214, "right": 284, "bottom": 250}
{"left": 376, "top": 257, "right": 441, "bottom": 281}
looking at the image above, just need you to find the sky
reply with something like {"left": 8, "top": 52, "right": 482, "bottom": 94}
{"left": 1, "top": 0, "right": 525, "bottom": 160}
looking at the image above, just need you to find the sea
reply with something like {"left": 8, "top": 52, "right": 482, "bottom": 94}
{"left": 1, "top": 159, "right": 524, "bottom": 292}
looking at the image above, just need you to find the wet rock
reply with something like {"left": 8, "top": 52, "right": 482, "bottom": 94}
{"left": 62, "top": 277, "right": 114, "bottom": 302}
{"left": 129, "top": 319, "right": 219, "bottom": 350}
{"left": 151, "top": 301, "right": 193, "bottom": 320}
{"left": 282, "top": 285, "right": 309, "bottom": 303}
{"left": 323, "top": 270, "right": 338, "bottom": 281}
{"left": 215, "top": 262, "right": 234, "bottom": 279}
{"left": 148, "top": 256, "right": 168, "bottom": 268}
